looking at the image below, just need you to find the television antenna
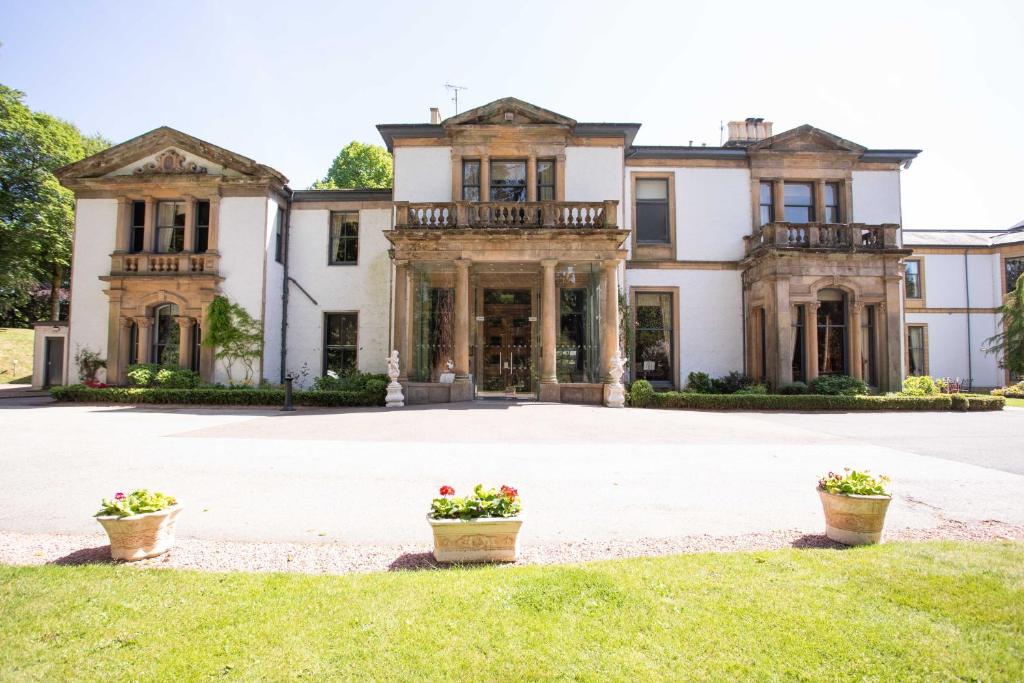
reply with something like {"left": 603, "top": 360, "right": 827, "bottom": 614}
{"left": 444, "top": 83, "right": 468, "bottom": 115}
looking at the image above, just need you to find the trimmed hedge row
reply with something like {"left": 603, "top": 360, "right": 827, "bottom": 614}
{"left": 639, "top": 392, "right": 1004, "bottom": 412}
{"left": 50, "top": 385, "right": 384, "bottom": 407}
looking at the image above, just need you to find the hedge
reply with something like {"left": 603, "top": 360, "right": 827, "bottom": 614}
{"left": 640, "top": 392, "right": 1004, "bottom": 412}
{"left": 50, "top": 385, "right": 384, "bottom": 407}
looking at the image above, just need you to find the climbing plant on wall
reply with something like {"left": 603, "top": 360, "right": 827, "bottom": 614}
{"left": 202, "top": 296, "right": 263, "bottom": 385}
{"left": 985, "top": 276, "right": 1024, "bottom": 377}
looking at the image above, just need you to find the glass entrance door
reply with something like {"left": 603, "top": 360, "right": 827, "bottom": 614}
{"left": 480, "top": 289, "right": 533, "bottom": 396}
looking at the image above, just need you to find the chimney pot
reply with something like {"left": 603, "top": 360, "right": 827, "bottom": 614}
{"left": 429, "top": 107, "right": 441, "bottom": 124}
{"left": 724, "top": 118, "right": 773, "bottom": 147}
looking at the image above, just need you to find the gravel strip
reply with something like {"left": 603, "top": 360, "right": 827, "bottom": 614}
{"left": 1, "top": 520, "right": 1021, "bottom": 576}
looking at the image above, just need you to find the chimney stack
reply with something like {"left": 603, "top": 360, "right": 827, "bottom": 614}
{"left": 724, "top": 118, "right": 773, "bottom": 147}
{"left": 430, "top": 107, "right": 442, "bottom": 124}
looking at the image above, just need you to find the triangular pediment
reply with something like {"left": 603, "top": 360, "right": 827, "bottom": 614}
{"left": 55, "top": 126, "right": 287, "bottom": 183}
{"left": 443, "top": 97, "right": 576, "bottom": 127}
{"left": 750, "top": 125, "right": 866, "bottom": 154}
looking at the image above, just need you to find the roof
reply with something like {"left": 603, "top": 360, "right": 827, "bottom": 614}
{"left": 903, "top": 225, "right": 1024, "bottom": 247}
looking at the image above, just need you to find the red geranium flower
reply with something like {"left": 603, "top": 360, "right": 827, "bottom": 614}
{"left": 114, "top": 492, "right": 126, "bottom": 501}
{"left": 500, "top": 485, "right": 518, "bottom": 499}
{"left": 439, "top": 485, "right": 455, "bottom": 496}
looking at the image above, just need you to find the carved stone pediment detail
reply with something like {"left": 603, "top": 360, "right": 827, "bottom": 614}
{"left": 134, "top": 148, "right": 208, "bottom": 175}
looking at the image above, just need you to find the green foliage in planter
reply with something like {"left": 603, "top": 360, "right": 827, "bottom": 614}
{"left": 50, "top": 385, "right": 385, "bottom": 407}
{"left": 429, "top": 484, "right": 521, "bottom": 520}
{"left": 96, "top": 489, "right": 177, "bottom": 517}
{"left": 818, "top": 469, "right": 890, "bottom": 496}
{"left": 628, "top": 379, "right": 655, "bottom": 407}
{"left": 642, "top": 392, "right": 960, "bottom": 411}
{"left": 778, "top": 381, "right": 809, "bottom": 395}
{"left": 685, "top": 371, "right": 713, "bottom": 394}
{"left": 809, "top": 374, "right": 869, "bottom": 396}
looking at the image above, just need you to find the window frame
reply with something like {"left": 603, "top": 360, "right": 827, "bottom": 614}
{"left": 322, "top": 311, "right": 359, "bottom": 377}
{"left": 906, "top": 324, "right": 929, "bottom": 376}
{"left": 629, "top": 286, "right": 679, "bottom": 389}
{"left": 1004, "top": 256, "right": 1024, "bottom": 295}
{"left": 488, "top": 159, "right": 528, "bottom": 202}
{"left": 273, "top": 206, "right": 284, "bottom": 264}
{"left": 154, "top": 200, "right": 186, "bottom": 253}
{"left": 783, "top": 182, "right": 816, "bottom": 224}
{"left": 758, "top": 181, "right": 775, "bottom": 226}
{"left": 130, "top": 201, "right": 146, "bottom": 253}
{"left": 904, "top": 258, "right": 925, "bottom": 304}
{"left": 823, "top": 182, "right": 841, "bottom": 223}
{"left": 536, "top": 158, "right": 556, "bottom": 201}
{"left": 327, "top": 210, "right": 359, "bottom": 266}
{"left": 462, "top": 160, "right": 481, "bottom": 202}
{"left": 194, "top": 200, "right": 210, "bottom": 254}
{"left": 630, "top": 172, "right": 676, "bottom": 260}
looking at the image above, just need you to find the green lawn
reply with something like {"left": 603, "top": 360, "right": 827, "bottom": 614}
{"left": 1006, "top": 397, "right": 1024, "bottom": 407}
{"left": 1, "top": 541, "right": 1022, "bottom": 681}
{"left": 0, "top": 327, "right": 33, "bottom": 384}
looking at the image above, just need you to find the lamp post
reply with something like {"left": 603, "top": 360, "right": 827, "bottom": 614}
{"left": 281, "top": 373, "right": 296, "bottom": 412}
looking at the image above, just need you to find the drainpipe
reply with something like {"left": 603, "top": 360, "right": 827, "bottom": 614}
{"left": 279, "top": 192, "right": 292, "bottom": 384}
{"left": 741, "top": 285, "right": 748, "bottom": 376}
{"left": 964, "top": 250, "right": 973, "bottom": 387}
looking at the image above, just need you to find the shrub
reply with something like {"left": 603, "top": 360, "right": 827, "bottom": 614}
{"left": 685, "top": 372, "right": 713, "bottom": 394}
{"left": 629, "top": 379, "right": 655, "bottom": 407}
{"left": 734, "top": 384, "right": 767, "bottom": 395}
{"left": 950, "top": 394, "right": 969, "bottom": 411}
{"left": 964, "top": 394, "right": 1005, "bottom": 411}
{"left": 991, "top": 381, "right": 1024, "bottom": 398}
{"left": 809, "top": 374, "right": 869, "bottom": 396}
{"left": 711, "top": 371, "right": 753, "bottom": 394}
{"left": 96, "top": 489, "right": 177, "bottom": 517}
{"left": 818, "top": 469, "right": 890, "bottom": 496}
{"left": 154, "top": 367, "right": 200, "bottom": 389}
{"left": 313, "top": 370, "right": 388, "bottom": 392}
{"left": 778, "top": 382, "right": 808, "bottom": 395}
{"left": 901, "top": 375, "right": 941, "bottom": 396}
{"left": 429, "top": 484, "right": 521, "bottom": 520}
{"left": 75, "top": 346, "right": 106, "bottom": 382}
{"left": 51, "top": 385, "right": 385, "bottom": 407}
{"left": 125, "top": 363, "right": 160, "bottom": 387}
{"left": 644, "top": 392, "right": 958, "bottom": 411}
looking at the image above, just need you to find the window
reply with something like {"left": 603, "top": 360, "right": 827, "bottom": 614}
{"left": 759, "top": 181, "right": 774, "bottom": 226}
{"left": 323, "top": 313, "right": 357, "bottom": 376}
{"left": 128, "top": 321, "right": 138, "bottom": 365}
{"left": 635, "top": 178, "right": 670, "bottom": 244}
{"left": 823, "top": 182, "right": 841, "bottom": 223}
{"left": 152, "top": 303, "right": 180, "bottom": 365}
{"left": 783, "top": 182, "right": 815, "bottom": 223}
{"left": 490, "top": 160, "right": 527, "bottom": 201}
{"left": 195, "top": 201, "right": 210, "bottom": 253}
{"left": 462, "top": 160, "right": 480, "bottom": 201}
{"left": 273, "top": 206, "right": 283, "bottom": 263}
{"left": 537, "top": 159, "right": 555, "bottom": 201}
{"left": 907, "top": 325, "right": 927, "bottom": 376}
{"left": 155, "top": 201, "right": 185, "bottom": 253}
{"left": 633, "top": 291, "right": 674, "bottom": 385}
{"left": 329, "top": 211, "right": 358, "bottom": 264}
{"left": 557, "top": 288, "right": 599, "bottom": 383}
{"left": 905, "top": 260, "right": 922, "bottom": 299}
{"left": 130, "top": 201, "right": 146, "bottom": 253}
{"left": 817, "top": 290, "right": 846, "bottom": 375}
{"left": 1006, "top": 257, "right": 1024, "bottom": 294}
{"left": 791, "top": 304, "right": 805, "bottom": 382}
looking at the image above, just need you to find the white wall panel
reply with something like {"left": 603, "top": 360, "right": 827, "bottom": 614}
{"left": 68, "top": 199, "right": 117, "bottom": 382}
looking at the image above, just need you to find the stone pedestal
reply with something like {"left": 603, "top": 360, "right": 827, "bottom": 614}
{"left": 385, "top": 350, "right": 405, "bottom": 408}
{"left": 604, "top": 352, "right": 627, "bottom": 408}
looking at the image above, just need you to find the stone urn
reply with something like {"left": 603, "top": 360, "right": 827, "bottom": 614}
{"left": 817, "top": 489, "right": 891, "bottom": 546}
{"left": 96, "top": 505, "right": 183, "bottom": 561}
{"left": 427, "top": 514, "right": 523, "bottom": 563}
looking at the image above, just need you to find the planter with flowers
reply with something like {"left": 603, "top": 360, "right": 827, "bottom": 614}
{"left": 95, "top": 489, "right": 182, "bottom": 561}
{"left": 427, "top": 484, "right": 522, "bottom": 563}
{"left": 817, "top": 469, "right": 892, "bottom": 546}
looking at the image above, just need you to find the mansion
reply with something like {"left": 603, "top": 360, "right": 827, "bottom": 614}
{"left": 34, "top": 98, "right": 1023, "bottom": 402}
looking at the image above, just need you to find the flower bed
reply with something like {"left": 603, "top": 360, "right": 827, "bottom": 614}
{"left": 50, "top": 385, "right": 385, "bottom": 407}
{"left": 633, "top": 391, "right": 1003, "bottom": 412}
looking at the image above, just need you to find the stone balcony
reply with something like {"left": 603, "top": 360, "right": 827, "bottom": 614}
{"left": 109, "top": 251, "right": 220, "bottom": 276}
{"left": 744, "top": 222, "right": 906, "bottom": 257}
{"left": 394, "top": 200, "right": 619, "bottom": 230}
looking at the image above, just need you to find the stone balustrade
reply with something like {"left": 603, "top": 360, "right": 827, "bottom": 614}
{"left": 110, "top": 252, "right": 220, "bottom": 276}
{"left": 396, "top": 200, "right": 619, "bottom": 230}
{"left": 744, "top": 222, "right": 902, "bottom": 256}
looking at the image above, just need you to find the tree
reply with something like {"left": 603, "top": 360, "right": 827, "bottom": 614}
{"left": 984, "top": 275, "right": 1024, "bottom": 377}
{"left": 202, "top": 295, "right": 263, "bottom": 385}
{"left": 311, "top": 141, "right": 392, "bottom": 190}
{"left": 0, "top": 84, "right": 110, "bottom": 321}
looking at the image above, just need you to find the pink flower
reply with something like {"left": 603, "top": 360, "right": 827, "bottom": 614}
{"left": 114, "top": 492, "right": 125, "bottom": 501}
{"left": 439, "top": 485, "right": 455, "bottom": 497}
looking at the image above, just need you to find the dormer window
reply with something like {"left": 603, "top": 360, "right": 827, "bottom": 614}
{"left": 490, "top": 161, "right": 527, "bottom": 201}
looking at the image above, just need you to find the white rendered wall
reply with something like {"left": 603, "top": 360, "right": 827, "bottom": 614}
{"left": 262, "top": 199, "right": 285, "bottom": 383}
{"left": 68, "top": 198, "right": 117, "bottom": 382}
{"left": 565, "top": 146, "right": 623, "bottom": 226}
{"left": 284, "top": 207, "right": 392, "bottom": 388}
{"left": 625, "top": 268, "right": 744, "bottom": 385}
{"left": 851, "top": 170, "right": 901, "bottom": 225}
{"left": 393, "top": 147, "right": 453, "bottom": 201}
{"left": 905, "top": 311, "right": 1002, "bottom": 388}
{"left": 216, "top": 197, "right": 269, "bottom": 384}
{"left": 917, "top": 253, "right": 1001, "bottom": 308}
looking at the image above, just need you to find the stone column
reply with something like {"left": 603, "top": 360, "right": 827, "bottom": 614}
{"left": 393, "top": 260, "right": 410, "bottom": 381}
{"left": 772, "top": 180, "right": 785, "bottom": 223}
{"left": 805, "top": 302, "right": 820, "bottom": 383}
{"left": 143, "top": 197, "right": 156, "bottom": 252}
{"left": 814, "top": 180, "right": 826, "bottom": 222}
{"left": 451, "top": 259, "right": 472, "bottom": 401}
{"left": 115, "top": 197, "right": 130, "bottom": 252}
{"left": 176, "top": 316, "right": 195, "bottom": 369}
{"left": 601, "top": 260, "right": 621, "bottom": 383}
{"left": 208, "top": 197, "right": 221, "bottom": 252}
{"left": 539, "top": 259, "right": 559, "bottom": 401}
{"left": 883, "top": 275, "right": 903, "bottom": 391}
{"left": 555, "top": 154, "right": 566, "bottom": 201}
{"left": 114, "top": 317, "right": 133, "bottom": 384}
{"left": 771, "top": 279, "right": 793, "bottom": 387}
{"left": 198, "top": 304, "right": 215, "bottom": 382}
{"left": 526, "top": 155, "right": 538, "bottom": 202}
{"left": 479, "top": 157, "right": 490, "bottom": 202}
{"left": 849, "top": 303, "right": 863, "bottom": 380}
{"left": 183, "top": 195, "right": 196, "bottom": 252}
{"left": 134, "top": 317, "right": 154, "bottom": 364}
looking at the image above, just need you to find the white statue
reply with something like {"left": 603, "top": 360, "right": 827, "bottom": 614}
{"left": 604, "top": 352, "right": 627, "bottom": 408}
{"left": 439, "top": 358, "right": 455, "bottom": 384}
{"left": 385, "top": 350, "right": 404, "bottom": 408}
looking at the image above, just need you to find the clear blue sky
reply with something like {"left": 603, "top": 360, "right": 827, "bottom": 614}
{"left": 2, "top": 0, "right": 1021, "bottom": 229}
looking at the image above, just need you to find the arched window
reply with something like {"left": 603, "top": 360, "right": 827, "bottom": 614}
{"left": 817, "top": 289, "right": 847, "bottom": 375}
{"left": 152, "top": 304, "right": 180, "bottom": 365}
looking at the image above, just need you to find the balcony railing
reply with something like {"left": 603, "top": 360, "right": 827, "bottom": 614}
{"left": 110, "top": 252, "right": 220, "bottom": 276}
{"left": 395, "top": 200, "right": 619, "bottom": 230}
{"left": 744, "top": 222, "right": 903, "bottom": 256}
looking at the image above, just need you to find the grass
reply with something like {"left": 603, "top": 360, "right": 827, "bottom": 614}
{"left": 1006, "top": 397, "right": 1024, "bottom": 407}
{"left": 0, "top": 328, "right": 33, "bottom": 384}
{"left": 1, "top": 541, "right": 1022, "bottom": 681}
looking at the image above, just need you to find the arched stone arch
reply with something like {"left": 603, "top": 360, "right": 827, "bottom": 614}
{"left": 807, "top": 277, "right": 862, "bottom": 304}
{"left": 138, "top": 289, "right": 191, "bottom": 313}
